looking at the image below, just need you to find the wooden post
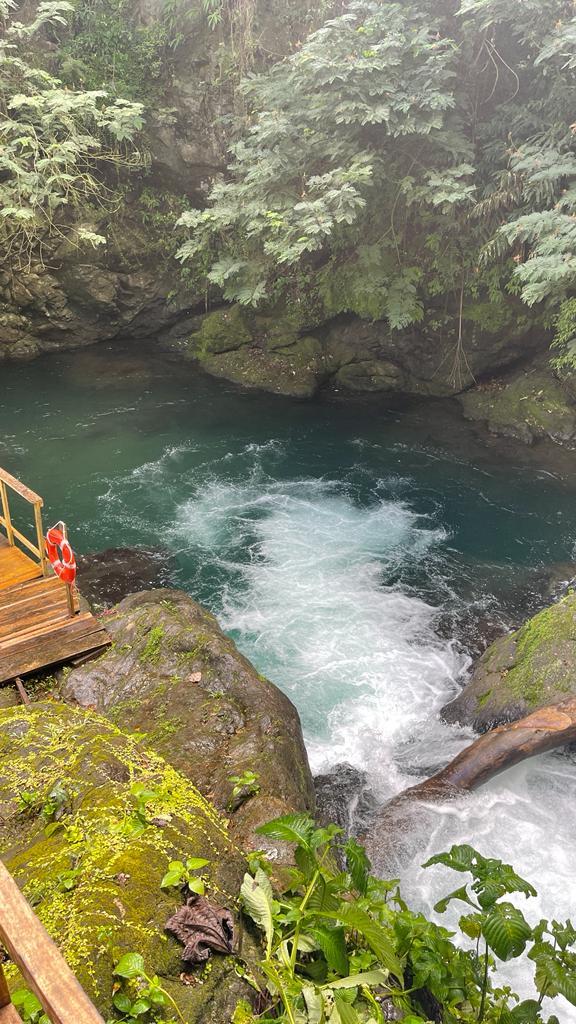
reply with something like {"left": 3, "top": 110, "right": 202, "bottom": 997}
{"left": 0, "top": 484, "right": 14, "bottom": 546}
{"left": 0, "top": 860, "right": 104, "bottom": 1024}
{"left": 33, "top": 502, "right": 47, "bottom": 576}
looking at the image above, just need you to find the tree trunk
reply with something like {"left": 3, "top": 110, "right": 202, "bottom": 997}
{"left": 366, "top": 696, "right": 576, "bottom": 868}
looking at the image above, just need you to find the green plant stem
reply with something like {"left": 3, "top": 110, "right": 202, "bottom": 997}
{"left": 143, "top": 972, "right": 187, "bottom": 1024}
{"left": 478, "top": 940, "right": 489, "bottom": 1023}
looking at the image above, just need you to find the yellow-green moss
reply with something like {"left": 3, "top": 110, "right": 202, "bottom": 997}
{"left": 0, "top": 703, "right": 246, "bottom": 1018}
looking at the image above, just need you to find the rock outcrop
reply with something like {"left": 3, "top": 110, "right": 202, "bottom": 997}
{"left": 458, "top": 361, "right": 576, "bottom": 448}
{"left": 0, "top": 702, "right": 251, "bottom": 1022}
{"left": 59, "top": 589, "right": 315, "bottom": 854}
{"left": 169, "top": 303, "right": 546, "bottom": 400}
{"left": 442, "top": 593, "right": 576, "bottom": 731}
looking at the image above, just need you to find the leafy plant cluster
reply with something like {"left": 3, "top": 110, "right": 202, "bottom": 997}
{"left": 236, "top": 814, "right": 576, "bottom": 1024}
{"left": 0, "top": 0, "right": 144, "bottom": 267}
{"left": 177, "top": 0, "right": 576, "bottom": 364}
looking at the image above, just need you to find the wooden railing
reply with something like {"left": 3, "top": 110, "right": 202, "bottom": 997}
{"left": 0, "top": 468, "right": 47, "bottom": 576}
{"left": 0, "top": 861, "right": 103, "bottom": 1024}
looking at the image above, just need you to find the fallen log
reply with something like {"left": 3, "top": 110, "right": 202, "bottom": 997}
{"left": 366, "top": 695, "right": 576, "bottom": 870}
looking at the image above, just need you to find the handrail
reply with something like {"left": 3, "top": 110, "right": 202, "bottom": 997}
{"left": 0, "top": 860, "right": 104, "bottom": 1024}
{"left": 0, "top": 469, "right": 43, "bottom": 507}
{"left": 0, "top": 468, "right": 47, "bottom": 576}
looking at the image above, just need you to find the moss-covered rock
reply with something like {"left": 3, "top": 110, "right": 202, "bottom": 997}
{"left": 458, "top": 362, "right": 576, "bottom": 447}
{"left": 184, "top": 305, "right": 325, "bottom": 397}
{"left": 59, "top": 589, "right": 315, "bottom": 855}
{"left": 191, "top": 306, "right": 254, "bottom": 356}
{"left": 0, "top": 702, "right": 252, "bottom": 1021}
{"left": 442, "top": 593, "right": 576, "bottom": 731}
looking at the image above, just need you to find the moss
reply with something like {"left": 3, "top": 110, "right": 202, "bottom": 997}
{"left": 192, "top": 306, "right": 253, "bottom": 358}
{"left": 476, "top": 689, "right": 492, "bottom": 707}
{"left": 0, "top": 703, "right": 246, "bottom": 1019}
{"left": 515, "top": 595, "right": 576, "bottom": 659}
{"left": 141, "top": 626, "right": 165, "bottom": 663}
{"left": 460, "top": 367, "right": 576, "bottom": 446}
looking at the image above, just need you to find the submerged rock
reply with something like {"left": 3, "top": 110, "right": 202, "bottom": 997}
{"left": 442, "top": 593, "right": 576, "bottom": 731}
{"left": 59, "top": 589, "right": 315, "bottom": 854}
{"left": 314, "top": 763, "right": 377, "bottom": 838}
{"left": 77, "top": 546, "right": 175, "bottom": 609}
{"left": 0, "top": 702, "right": 252, "bottom": 1021}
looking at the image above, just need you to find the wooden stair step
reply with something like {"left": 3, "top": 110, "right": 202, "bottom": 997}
{"left": 0, "top": 614, "right": 111, "bottom": 683}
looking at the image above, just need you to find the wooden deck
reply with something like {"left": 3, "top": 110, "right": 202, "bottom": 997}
{"left": 0, "top": 469, "right": 110, "bottom": 686}
{"left": 0, "top": 535, "right": 43, "bottom": 588}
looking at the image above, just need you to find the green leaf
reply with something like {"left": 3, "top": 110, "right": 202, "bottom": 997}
{"left": 312, "top": 926, "right": 349, "bottom": 975}
{"left": 161, "top": 869, "right": 184, "bottom": 888}
{"left": 256, "top": 813, "right": 315, "bottom": 848}
{"left": 113, "top": 952, "right": 146, "bottom": 978}
{"left": 482, "top": 904, "right": 532, "bottom": 961}
{"left": 434, "top": 885, "right": 475, "bottom": 914}
{"left": 112, "top": 992, "right": 133, "bottom": 1013}
{"left": 130, "top": 998, "right": 152, "bottom": 1016}
{"left": 302, "top": 985, "right": 323, "bottom": 1024}
{"left": 186, "top": 857, "right": 210, "bottom": 870}
{"left": 322, "top": 906, "right": 403, "bottom": 981}
{"left": 333, "top": 992, "right": 361, "bottom": 1024}
{"left": 327, "top": 969, "right": 390, "bottom": 990}
{"left": 240, "top": 872, "right": 274, "bottom": 957}
{"left": 187, "top": 877, "right": 205, "bottom": 895}
{"left": 344, "top": 838, "right": 371, "bottom": 896}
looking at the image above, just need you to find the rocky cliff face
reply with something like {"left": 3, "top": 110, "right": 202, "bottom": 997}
{"left": 1, "top": 0, "right": 553, "bottom": 403}
{"left": 0, "top": 0, "right": 317, "bottom": 364}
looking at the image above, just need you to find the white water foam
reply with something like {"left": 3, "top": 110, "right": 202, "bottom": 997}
{"left": 172, "top": 468, "right": 576, "bottom": 1016}
{"left": 173, "top": 476, "right": 468, "bottom": 783}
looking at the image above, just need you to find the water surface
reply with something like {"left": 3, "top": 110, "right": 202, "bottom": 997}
{"left": 2, "top": 341, "right": 576, "bottom": 1014}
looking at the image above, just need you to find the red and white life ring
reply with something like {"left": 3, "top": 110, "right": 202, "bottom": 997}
{"left": 45, "top": 524, "right": 77, "bottom": 584}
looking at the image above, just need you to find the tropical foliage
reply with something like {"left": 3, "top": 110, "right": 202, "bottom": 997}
{"left": 0, "top": 0, "right": 144, "bottom": 267}
{"left": 177, "top": 0, "right": 576, "bottom": 363}
{"left": 237, "top": 814, "right": 576, "bottom": 1024}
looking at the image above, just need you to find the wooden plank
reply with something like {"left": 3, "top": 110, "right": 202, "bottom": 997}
{"left": 0, "top": 619, "right": 110, "bottom": 682}
{"left": 0, "top": 468, "right": 43, "bottom": 506}
{"left": 0, "top": 546, "right": 42, "bottom": 589}
{"left": 0, "top": 611, "right": 97, "bottom": 651}
{"left": 0, "top": 860, "right": 104, "bottom": 1024}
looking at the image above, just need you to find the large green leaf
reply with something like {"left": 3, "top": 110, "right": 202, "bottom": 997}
{"left": 333, "top": 992, "right": 360, "bottom": 1023}
{"left": 344, "top": 838, "right": 371, "bottom": 897}
{"left": 328, "top": 969, "right": 390, "bottom": 989}
{"left": 302, "top": 985, "right": 323, "bottom": 1024}
{"left": 256, "top": 813, "right": 316, "bottom": 848}
{"left": 318, "top": 905, "right": 402, "bottom": 982}
{"left": 113, "top": 952, "right": 146, "bottom": 978}
{"left": 482, "top": 904, "right": 532, "bottom": 961}
{"left": 532, "top": 950, "right": 576, "bottom": 1005}
{"left": 241, "top": 871, "right": 274, "bottom": 957}
{"left": 312, "top": 926, "right": 349, "bottom": 976}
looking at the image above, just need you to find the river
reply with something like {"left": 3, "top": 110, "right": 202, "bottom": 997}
{"left": 2, "top": 340, "right": 576, "bottom": 1016}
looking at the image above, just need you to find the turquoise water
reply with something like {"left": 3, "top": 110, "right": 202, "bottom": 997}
{"left": 2, "top": 341, "right": 576, "bottom": 1013}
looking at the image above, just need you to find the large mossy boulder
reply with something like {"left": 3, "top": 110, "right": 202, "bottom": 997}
{"left": 0, "top": 703, "right": 251, "bottom": 1021}
{"left": 458, "top": 362, "right": 576, "bottom": 447}
{"left": 184, "top": 306, "right": 325, "bottom": 398}
{"left": 59, "top": 589, "right": 315, "bottom": 853}
{"left": 442, "top": 593, "right": 576, "bottom": 731}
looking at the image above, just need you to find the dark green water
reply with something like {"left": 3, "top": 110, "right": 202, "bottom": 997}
{"left": 2, "top": 341, "right": 576, "bottom": 1011}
